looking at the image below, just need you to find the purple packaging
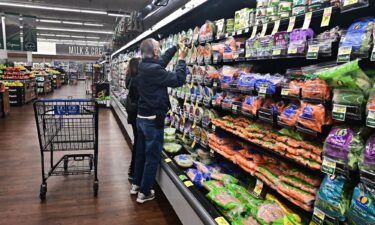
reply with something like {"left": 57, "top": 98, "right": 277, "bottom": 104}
{"left": 289, "top": 28, "right": 314, "bottom": 54}
{"left": 364, "top": 134, "right": 375, "bottom": 166}
{"left": 324, "top": 127, "right": 354, "bottom": 161}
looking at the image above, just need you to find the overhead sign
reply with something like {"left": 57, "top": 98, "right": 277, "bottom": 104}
{"left": 5, "top": 14, "right": 21, "bottom": 51}
{"left": 56, "top": 44, "right": 104, "bottom": 56}
{"left": 22, "top": 16, "right": 37, "bottom": 52}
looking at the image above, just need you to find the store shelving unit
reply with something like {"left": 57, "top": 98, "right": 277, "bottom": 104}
{"left": 7, "top": 78, "right": 37, "bottom": 106}
{"left": 111, "top": 1, "right": 375, "bottom": 224}
{"left": 36, "top": 75, "right": 53, "bottom": 95}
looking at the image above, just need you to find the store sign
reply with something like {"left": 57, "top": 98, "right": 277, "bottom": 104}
{"left": 56, "top": 44, "right": 104, "bottom": 56}
{"left": 22, "top": 16, "right": 37, "bottom": 52}
{"left": 5, "top": 14, "right": 21, "bottom": 51}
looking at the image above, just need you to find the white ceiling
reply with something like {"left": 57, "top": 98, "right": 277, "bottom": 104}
{"left": 0, "top": 0, "right": 151, "bottom": 43}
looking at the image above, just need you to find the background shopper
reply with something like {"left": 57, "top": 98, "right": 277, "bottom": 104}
{"left": 131, "top": 38, "right": 188, "bottom": 203}
{"left": 125, "top": 57, "right": 141, "bottom": 182}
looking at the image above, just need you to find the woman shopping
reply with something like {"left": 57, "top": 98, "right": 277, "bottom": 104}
{"left": 125, "top": 57, "right": 141, "bottom": 182}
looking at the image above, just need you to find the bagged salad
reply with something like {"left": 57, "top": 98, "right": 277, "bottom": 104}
{"left": 347, "top": 183, "right": 375, "bottom": 225}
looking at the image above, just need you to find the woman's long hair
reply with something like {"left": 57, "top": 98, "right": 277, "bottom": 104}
{"left": 126, "top": 57, "right": 140, "bottom": 78}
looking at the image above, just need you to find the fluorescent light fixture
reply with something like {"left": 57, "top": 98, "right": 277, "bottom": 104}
{"left": 39, "top": 33, "right": 55, "bottom": 37}
{"left": 83, "top": 23, "right": 104, "bottom": 27}
{"left": 37, "top": 27, "right": 113, "bottom": 34}
{"left": 0, "top": 2, "right": 106, "bottom": 15}
{"left": 111, "top": 0, "right": 209, "bottom": 58}
{"left": 62, "top": 21, "right": 83, "bottom": 25}
{"left": 71, "top": 35, "right": 85, "bottom": 38}
{"left": 85, "top": 36, "right": 101, "bottom": 39}
{"left": 39, "top": 19, "right": 61, "bottom": 23}
{"left": 108, "top": 13, "right": 129, "bottom": 17}
{"left": 56, "top": 34, "right": 70, "bottom": 37}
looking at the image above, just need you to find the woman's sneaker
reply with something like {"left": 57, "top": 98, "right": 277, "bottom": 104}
{"left": 136, "top": 190, "right": 155, "bottom": 203}
{"left": 130, "top": 184, "right": 140, "bottom": 195}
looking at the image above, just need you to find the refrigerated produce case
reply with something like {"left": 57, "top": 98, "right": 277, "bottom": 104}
{"left": 111, "top": 1, "right": 375, "bottom": 224}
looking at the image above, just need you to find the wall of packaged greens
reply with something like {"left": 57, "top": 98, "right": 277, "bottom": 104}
{"left": 111, "top": 0, "right": 375, "bottom": 224}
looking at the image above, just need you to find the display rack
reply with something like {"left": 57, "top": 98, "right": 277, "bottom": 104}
{"left": 6, "top": 78, "right": 37, "bottom": 106}
{"left": 36, "top": 75, "right": 53, "bottom": 95}
{"left": 52, "top": 74, "right": 62, "bottom": 89}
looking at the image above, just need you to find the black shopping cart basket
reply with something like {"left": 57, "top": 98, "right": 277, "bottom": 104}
{"left": 34, "top": 99, "right": 99, "bottom": 200}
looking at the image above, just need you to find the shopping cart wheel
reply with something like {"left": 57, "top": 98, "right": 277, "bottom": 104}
{"left": 39, "top": 184, "right": 47, "bottom": 200}
{"left": 93, "top": 181, "right": 99, "bottom": 196}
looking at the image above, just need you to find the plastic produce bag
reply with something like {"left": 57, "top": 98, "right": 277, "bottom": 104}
{"left": 202, "top": 180, "right": 224, "bottom": 192}
{"left": 315, "top": 175, "right": 354, "bottom": 221}
{"left": 211, "top": 173, "right": 238, "bottom": 186}
{"left": 347, "top": 183, "right": 375, "bottom": 225}
{"left": 186, "top": 168, "right": 206, "bottom": 186}
{"left": 206, "top": 188, "right": 243, "bottom": 210}
{"left": 253, "top": 201, "right": 286, "bottom": 225}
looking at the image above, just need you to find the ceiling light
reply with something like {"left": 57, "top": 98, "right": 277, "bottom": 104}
{"left": 39, "top": 19, "right": 61, "bottom": 23}
{"left": 39, "top": 33, "right": 55, "bottom": 36}
{"left": 108, "top": 13, "right": 130, "bottom": 17}
{"left": 0, "top": 2, "right": 110, "bottom": 15}
{"left": 62, "top": 21, "right": 83, "bottom": 25}
{"left": 37, "top": 27, "right": 113, "bottom": 34}
{"left": 83, "top": 23, "right": 104, "bottom": 27}
{"left": 85, "top": 36, "right": 101, "bottom": 39}
{"left": 56, "top": 34, "right": 70, "bottom": 37}
{"left": 71, "top": 35, "right": 85, "bottom": 38}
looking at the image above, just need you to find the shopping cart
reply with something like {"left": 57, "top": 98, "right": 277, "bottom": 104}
{"left": 34, "top": 99, "right": 99, "bottom": 200}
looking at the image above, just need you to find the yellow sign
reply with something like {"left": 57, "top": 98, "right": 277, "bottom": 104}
{"left": 254, "top": 179, "right": 264, "bottom": 196}
{"left": 321, "top": 7, "right": 332, "bottom": 27}
{"left": 287, "top": 16, "right": 296, "bottom": 32}
{"left": 184, "top": 181, "right": 194, "bottom": 187}
{"left": 215, "top": 217, "right": 230, "bottom": 225}
{"left": 165, "top": 158, "right": 172, "bottom": 163}
{"left": 272, "top": 49, "right": 281, "bottom": 56}
{"left": 302, "top": 12, "right": 313, "bottom": 29}
{"left": 272, "top": 20, "right": 280, "bottom": 35}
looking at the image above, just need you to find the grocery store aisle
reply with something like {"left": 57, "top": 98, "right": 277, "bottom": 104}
{"left": 0, "top": 82, "right": 182, "bottom": 225}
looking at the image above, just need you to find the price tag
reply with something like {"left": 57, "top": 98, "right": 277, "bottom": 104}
{"left": 258, "top": 87, "right": 267, "bottom": 97}
{"left": 287, "top": 16, "right": 296, "bottom": 33}
{"left": 371, "top": 46, "right": 375, "bottom": 61}
{"left": 232, "top": 104, "right": 238, "bottom": 111}
{"left": 245, "top": 28, "right": 250, "bottom": 33}
{"left": 302, "top": 12, "right": 313, "bottom": 29}
{"left": 215, "top": 217, "right": 230, "bottom": 225}
{"left": 312, "top": 208, "right": 325, "bottom": 225}
{"left": 225, "top": 33, "right": 229, "bottom": 38}
{"left": 179, "top": 175, "right": 188, "bottom": 181}
{"left": 366, "top": 110, "right": 375, "bottom": 128}
{"left": 321, "top": 7, "right": 332, "bottom": 27}
{"left": 253, "top": 179, "right": 264, "bottom": 197}
{"left": 271, "top": 20, "right": 280, "bottom": 35}
{"left": 189, "top": 81, "right": 194, "bottom": 88}
{"left": 260, "top": 23, "right": 267, "bottom": 37}
{"left": 212, "top": 125, "right": 216, "bottom": 132}
{"left": 307, "top": 45, "right": 320, "bottom": 59}
{"left": 281, "top": 88, "right": 290, "bottom": 96}
{"left": 237, "top": 30, "right": 243, "bottom": 35}
{"left": 288, "top": 46, "right": 298, "bottom": 55}
{"left": 250, "top": 26, "right": 257, "bottom": 39}
{"left": 211, "top": 100, "right": 216, "bottom": 106}
{"left": 337, "top": 46, "right": 352, "bottom": 63}
{"left": 165, "top": 158, "right": 172, "bottom": 163}
{"left": 191, "top": 139, "right": 196, "bottom": 148}
{"left": 322, "top": 157, "right": 336, "bottom": 175}
{"left": 272, "top": 48, "right": 281, "bottom": 56}
{"left": 184, "top": 181, "right": 194, "bottom": 187}
{"left": 210, "top": 148, "right": 215, "bottom": 157}
{"left": 332, "top": 104, "right": 347, "bottom": 121}
{"left": 213, "top": 82, "right": 218, "bottom": 87}
{"left": 344, "top": 0, "right": 358, "bottom": 6}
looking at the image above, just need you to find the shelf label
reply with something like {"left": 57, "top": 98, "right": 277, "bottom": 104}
{"left": 321, "top": 7, "right": 332, "bottom": 27}
{"left": 312, "top": 208, "right": 325, "bottom": 225}
{"left": 164, "top": 158, "right": 172, "bottom": 163}
{"left": 253, "top": 179, "right": 264, "bottom": 197}
{"left": 184, "top": 181, "right": 194, "bottom": 187}
{"left": 337, "top": 46, "right": 352, "bottom": 63}
{"left": 179, "top": 175, "right": 188, "bottom": 181}
{"left": 302, "top": 12, "right": 313, "bottom": 29}
{"left": 343, "top": 0, "right": 359, "bottom": 6}
{"left": 213, "top": 82, "right": 218, "bottom": 87}
{"left": 272, "top": 48, "right": 281, "bottom": 56}
{"left": 322, "top": 157, "right": 336, "bottom": 175}
{"left": 271, "top": 20, "right": 280, "bottom": 35}
{"left": 287, "top": 16, "right": 296, "bottom": 33}
{"left": 281, "top": 88, "right": 290, "bottom": 96}
{"left": 332, "top": 104, "right": 347, "bottom": 121}
{"left": 212, "top": 124, "right": 216, "bottom": 132}
{"left": 250, "top": 26, "right": 257, "bottom": 39}
{"left": 215, "top": 217, "right": 230, "bottom": 225}
{"left": 191, "top": 139, "right": 196, "bottom": 148}
{"left": 371, "top": 45, "right": 375, "bottom": 62}
{"left": 210, "top": 148, "right": 215, "bottom": 157}
{"left": 287, "top": 46, "right": 298, "bottom": 55}
{"left": 307, "top": 45, "right": 320, "bottom": 59}
{"left": 258, "top": 87, "right": 267, "bottom": 97}
{"left": 366, "top": 110, "right": 375, "bottom": 128}
{"left": 237, "top": 30, "right": 243, "bottom": 35}
{"left": 260, "top": 23, "right": 267, "bottom": 37}
{"left": 245, "top": 28, "right": 250, "bottom": 33}
{"left": 232, "top": 104, "right": 238, "bottom": 111}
